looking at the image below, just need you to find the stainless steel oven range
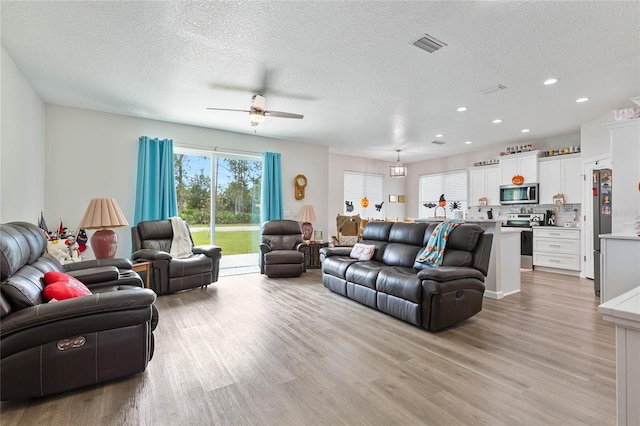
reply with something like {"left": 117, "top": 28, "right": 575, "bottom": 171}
{"left": 503, "top": 213, "right": 546, "bottom": 269}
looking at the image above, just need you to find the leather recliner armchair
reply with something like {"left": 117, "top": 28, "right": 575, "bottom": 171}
{"left": 0, "top": 221, "right": 157, "bottom": 401}
{"left": 131, "top": 219, "right": 222, "bottom": 295}
{"left": 259, "top": 220, "right": 308, "bottom": 278}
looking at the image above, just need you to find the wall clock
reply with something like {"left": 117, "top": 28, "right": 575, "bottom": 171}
{"left": 295, "top": 174, "right": 307, "bottom": 200}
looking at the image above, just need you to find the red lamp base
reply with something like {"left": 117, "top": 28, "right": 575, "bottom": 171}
{"left": 91, "top": 229, "right": 118, "bottom": 259}
{"left": 301, "top": 222, "right": 313, "bottom": 241}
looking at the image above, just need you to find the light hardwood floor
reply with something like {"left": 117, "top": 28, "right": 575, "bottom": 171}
{"left": 1, "top": 270, "right": 616, "bottom": 425}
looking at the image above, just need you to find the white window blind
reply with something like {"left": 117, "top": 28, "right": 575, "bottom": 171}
{"left": 419, "top": 170, "right": 468, "bottom": 217}
{"left": 344, "top": 171, "right": 384, "bottom": 219}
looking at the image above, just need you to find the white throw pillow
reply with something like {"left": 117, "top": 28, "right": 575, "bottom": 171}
{"left": 349, "top": 243, "right": 375, "bottom": 261}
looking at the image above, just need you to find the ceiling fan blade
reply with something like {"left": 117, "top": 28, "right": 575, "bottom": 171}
{"left": 265, "top": 110, "right": 304, "bottom": 119}
{"left": 206, "top": 108, "right": 251, "bottom": 113}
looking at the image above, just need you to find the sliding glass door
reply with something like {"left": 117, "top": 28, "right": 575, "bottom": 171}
{"left": 174, "top": 148, "right": 262, "bottom": 272}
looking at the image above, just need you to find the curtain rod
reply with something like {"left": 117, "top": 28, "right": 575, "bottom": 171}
{"left": 215, "top": 146, "right": 262, "bottom": 156}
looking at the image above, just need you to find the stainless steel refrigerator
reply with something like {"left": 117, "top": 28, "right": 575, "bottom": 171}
{"left": 593, "top": 169, "right": 612, "bottom": 296}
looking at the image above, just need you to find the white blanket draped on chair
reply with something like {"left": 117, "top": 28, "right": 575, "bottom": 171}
{"left": 169, "top": 216, "right": 193, "bottom": 259}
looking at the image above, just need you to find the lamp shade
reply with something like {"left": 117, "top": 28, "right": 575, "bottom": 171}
{"left": 78, "top": 198, "right": 129, "bottom": 259}
{"left": 78, "top": 198, "right": 129, "bottom": 229}
{"left": 297, "top": 205, "right": 317, "bottom": 223}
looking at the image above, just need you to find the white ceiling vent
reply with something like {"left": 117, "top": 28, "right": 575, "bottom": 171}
{"left": 412, "top": 34, "right": 447, "bottom": 53}
{"left": 431, "top": 140, "right": 446, "bottom": 145}
{"left": 478, "top": 84, "right": 507, "bottom": 95}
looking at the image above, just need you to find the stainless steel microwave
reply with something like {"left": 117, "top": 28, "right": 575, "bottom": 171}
{"left": 499, "top": 183, "right": 539, "bottom": 205}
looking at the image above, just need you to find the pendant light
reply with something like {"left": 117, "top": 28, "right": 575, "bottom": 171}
{"left": 390, "top": 149, "right": 407, "bottom": 178}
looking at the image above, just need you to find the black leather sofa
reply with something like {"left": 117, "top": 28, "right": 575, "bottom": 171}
{"left": 320, "top": 221, "right": 493, "bottom": 331}
{"left": 131, "top": 219, "right": 221, "bottom": 295}
{"left": 0, "top": 222, "right": 158, "bottom": 400}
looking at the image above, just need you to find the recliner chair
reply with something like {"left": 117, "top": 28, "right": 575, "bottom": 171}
{"left": 0, "top": 221, "right": 157, "bottom": 401}
{"left": 259, "top": 220, "right": 308, "bottom": 278}
{"left": 131, "top": 219, "right": 221, "bottom": 295}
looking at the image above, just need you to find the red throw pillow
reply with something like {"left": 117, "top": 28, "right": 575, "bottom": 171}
{"left": 43, "top": 271, "right": 92, "bottom": 301}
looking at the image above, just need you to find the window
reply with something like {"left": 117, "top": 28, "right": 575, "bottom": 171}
{"left": 419, "top": 170, "right": 468, "bottom": 217}
{"left": 343, "top": 171, "right": 385, "bottom": 219}
{"left": 174, "top": 147, "right": 262, "bottom": 270}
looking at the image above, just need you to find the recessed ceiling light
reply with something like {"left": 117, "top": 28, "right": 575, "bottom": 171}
{"left": 435, "top": 133, "right": 443, "bottom": 138}
{"left": 521, "top": 129, "right": 530, "bottom": 133}
{"left": 465, "top": 141, "right": 472, "bottom": 145}
{"left": 544, "top": 78, "right": 558, "bottom": 85}
{"left": 493, "top": 119, "right": 503, "bottom": 124}
{"left": 576, "top": 97, "right": 590, "bottom": 103}
{"left": 457, "top": 107, "right": 468, "bottom": 112}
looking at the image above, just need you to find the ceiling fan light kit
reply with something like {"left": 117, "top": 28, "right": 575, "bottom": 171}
{"left": 208, "top": 94, "right": 303, "bottom": 127}
{"left": 390, "top": 150, "right": 407, "bottom": 178}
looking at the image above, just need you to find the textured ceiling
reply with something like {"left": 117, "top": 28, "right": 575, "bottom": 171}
{"left": 2, "top": 1, "right": 639, "bottom": 163}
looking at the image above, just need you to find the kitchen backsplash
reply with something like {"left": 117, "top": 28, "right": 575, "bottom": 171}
{"left": 466, "top": 203, "right": 581, "bottom": 227}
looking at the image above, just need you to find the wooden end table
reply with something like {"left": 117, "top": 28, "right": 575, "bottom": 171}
{"left": 306, "top": 241, "right": 329, "bottom": 269}
{"left": 132, "top": 261, "right": 152, "bottom": 289}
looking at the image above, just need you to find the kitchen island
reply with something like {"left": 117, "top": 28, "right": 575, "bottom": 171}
{"left": 414, "top": 218, "right": 520, "bottom": 299}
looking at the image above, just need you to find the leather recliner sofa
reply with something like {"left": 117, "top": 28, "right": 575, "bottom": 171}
{"left": 131, "top": 219, "right": 222, "bottom": 295}
{"left": 320, "top": 221, "right": 493, "bottom": 331}
{"left": 0, "top": 222, "right": 158, "bottom": 401}
{"left": 259, "top": 220, "right": 308, "bottom": 278}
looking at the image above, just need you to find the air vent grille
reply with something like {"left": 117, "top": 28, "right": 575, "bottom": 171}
{"left": 413, "top": 34, "right": 447, "bottom": 53}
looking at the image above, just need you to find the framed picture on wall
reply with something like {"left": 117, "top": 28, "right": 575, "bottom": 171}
{"left": 397, "top": 195, "right": 406, "bottom": 203}
{"left": 389, "top": 194, "right": 397, "bottom": 203}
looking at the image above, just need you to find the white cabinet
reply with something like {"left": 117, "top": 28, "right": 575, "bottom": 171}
{"left": 499, "top": 151, "right": 540, "bottom": 185}
{"left": 608, "top": 119, "right": 640, "bottom": 234}
{"left": 468, "top": 165, "right": 500, "bottom": 206}
{"left": 598, "top": 286, "right": 640, "bottom": 426}
{"left": 600, "top": 234, "right": 640, "bottom": 303}
{"left": 533, "top": 227, "right": 581, "bottom": 274}
{"left": 538, "top": 155, "right": 582, "bottom": 204}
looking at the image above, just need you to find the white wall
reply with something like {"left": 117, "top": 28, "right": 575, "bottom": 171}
{"left": 45, "top": 105, "right": 329, "bottom": 258}
{"left": 0, "top": 46, "right": 46, "bottom": 223}
{"left": 581, "top": 110, "right": 616, "bottom": 161}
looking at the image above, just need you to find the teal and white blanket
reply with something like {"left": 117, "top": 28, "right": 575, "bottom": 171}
{"left": 416, "top": 219, "right": 463, "bottom": 267}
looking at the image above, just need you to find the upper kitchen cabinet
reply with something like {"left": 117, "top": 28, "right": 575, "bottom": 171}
{"left": 608, "top": 118, "right": 640, "bottom": 234}
{"left": 539, "top": 154, "right": 582, "bottom": 204}
{"left": 499, "top": 151, "right": 540, "bottom": 185}
{"left": 469, "top": 165, "right": 500, "bottom": 206}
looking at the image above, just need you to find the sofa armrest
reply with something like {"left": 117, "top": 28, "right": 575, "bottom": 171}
{"left": 417, "top": 266, "right": 485, "bottom": 283}
{"left": 0, "top": 288, "right": 157, "bottom": 339}
{"left": 66, "top": 266, "right": 119, "bottom": 284}
{"left": 295, "top": 242, "right": 309, "bottom": 254}
{"left": 132, "top": 249, "right": 172, "bottom": 261}
{"left": 259, "top": 243, "right": 271, "bottom": 255}
{"left": 63, "top": 258, "right": 133, "bottom": 271}
{"left": 319, "top": 247, "right": 352, "bottom": 258}
{"left": 193, "top": 245, "right": 221, "bottom": 259}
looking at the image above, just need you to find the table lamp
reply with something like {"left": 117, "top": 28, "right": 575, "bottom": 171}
{"left": 78, "top": 198, "right": 129, "bottom": 259}
{"left": 297, "top": 205, "right": 317, "bottom": 241}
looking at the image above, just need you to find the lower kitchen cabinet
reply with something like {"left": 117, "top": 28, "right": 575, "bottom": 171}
{"left": 533, "top": 227, "right": 581, "bottom": 274}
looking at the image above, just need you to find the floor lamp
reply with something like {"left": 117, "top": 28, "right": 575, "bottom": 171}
{"left": 78, "top": 198, "right": 129, "bottom": 259}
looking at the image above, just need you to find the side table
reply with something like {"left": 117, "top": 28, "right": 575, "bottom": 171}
{"left": 306, "top": 241, "right": 329, "bottom": 269}
{"left": 132, "top": 261, "right": 152, "bottom": 289}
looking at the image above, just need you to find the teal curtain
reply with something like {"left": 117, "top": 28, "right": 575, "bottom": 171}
{"left": 134, "top": 136, "right": 177, "bottom": 224}
{"left": 261, "top": 152, "right": 284, "bottom": 222}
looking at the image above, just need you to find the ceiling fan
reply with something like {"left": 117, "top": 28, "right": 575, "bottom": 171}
{"left": 207, "top": 94, "right": 304, "bottom": 127}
